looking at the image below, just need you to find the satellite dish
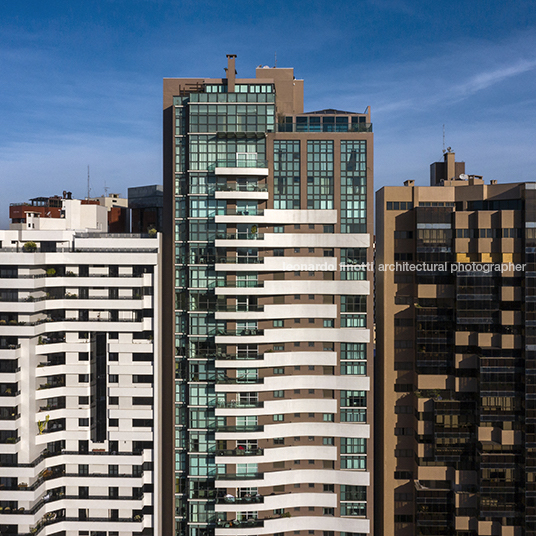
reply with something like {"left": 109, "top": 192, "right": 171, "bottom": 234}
{"left": 459, "top": 174, "right": 468, "bottom": 181}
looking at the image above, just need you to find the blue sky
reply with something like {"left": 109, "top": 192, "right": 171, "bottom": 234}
{"left": 1, "top": 0, "right": 535, "bottom": 227}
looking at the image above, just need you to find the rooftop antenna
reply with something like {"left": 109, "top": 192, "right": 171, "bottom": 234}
{"left": 442, "top": 124, "right": 446, "bottom": 154}
{"left": 104, "top": 180, "right": 109, "bottom": 197}
{"left": 87, "top": 165, "right": 91, "bottom": 199}
{"left": 274, "top": 52, "right": 277, "bottom": 68}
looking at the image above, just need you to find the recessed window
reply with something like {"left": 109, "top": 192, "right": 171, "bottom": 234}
{"left": 294, "top": 342, "right": 300, "bottom": 347}
{"left": 109, "top": 419, "right": 119, "bottom": 427}
{"left": 274, "top": 390, "right": 284, "bottom": 398}
{"left": 79, "top": 396, "right": 89, "bottom": 404}
{"left": 109, "top": 375, "right": 119, "bottom": 383}
{"left": 294, "top": 318, "right": 300, "bottom": 323}
{"left": 274, "top": 368, "right": 284, "bottom": 375}
{"left": 273, "top": 414, "right": 284, "bottom": 422}
{"left": 109, "top": 397, "right": 119, "bottom": 405}
{"left": 79, "top": 418, "right": 89, "bottom": 427}
{"left": 273, "top": 320, "right": 283, "bottom": 327}
{"left": 274, "top": 226, "right": 284, "bottom": 233}
{"left": 308, "top": 342, "right": 315, "bottom": 347}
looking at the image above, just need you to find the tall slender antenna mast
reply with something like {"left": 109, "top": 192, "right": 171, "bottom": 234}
{"left": 442, "top": 124, "right": 446, "bottom": 154}
{"left": 274, "top": 52, "right": 277, "bottom": 68}
{"left": 87, "top": 165, "right": 91, "bottom": 199}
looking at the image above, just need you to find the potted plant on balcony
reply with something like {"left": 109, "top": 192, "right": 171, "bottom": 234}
{"left": 23, "top": 241, "right": 37, "bottom": 252}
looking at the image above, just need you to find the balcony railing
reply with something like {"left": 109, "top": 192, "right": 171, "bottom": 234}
{"left": 216, "top": 425, "right": 263, "bottom": 433}
{"left": 216, "top": 518, "right": 263, "bottom": 528}
{"left": 216, "top": 256, "right": 264, "bottom": 264}
{"left": 222, "top": 208, "right": 264, "bottom": 216}
{"left": 216, "top": 495, "right": 264, "bottom": 504}
{"left": 216, "top": 353, "right": 263, "bottom": 360}
{"left": 215, "top": 232, "right": 264, "bottom": 240}
{"left": 215, "top": 184, "right": 268, "bottom": 192}
{"left": 217, "top": 400, "right": 263, "bottom": 408}
{"left": 215, "top": 472, "right": 263, "bottom": 480}
{"left": 216, "top": 377, "right": 263, "bottom": 384}
{"left": 215, "top": 329, "right": 264, "bottom": 336}
{"left": 209, "top": 159, "right": 268, "bottom": 170}
{"left": 216, "top": 448, "right": 263, "bottom": 457}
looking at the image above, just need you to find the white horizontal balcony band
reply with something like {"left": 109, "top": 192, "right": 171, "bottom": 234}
{"left": 109, "top": 365, "right": 153, "bottom": 375}
{"left": 216, "top": 422, "right": 370, "bottom": 441}
{"left": 214, "top": 167, "right": 269, "bottom": 176}
{"left": 215, "top": 469, "right": 370, "bottom": 489}
{"left": 109, "top": 387, "right": 153, "bottom": 396}
{"left": 33, "top": 409, "right": 90, "bottom": 421}
{"left": 216, "top": 398, "right": 337, "bottom": 417}
{"left": 35, "top": 387, "right": 87, "bottom": 400}
{"left": 216, "top": 351, "right": 337, "bottom": 369}
{"left": 108, "top": 430, "right": 153, "bottom": 441}
{"left": 215, "top": 191, "right": 270, "bottom": 200}
{"left": 262, "top": 445, "right": 337, "bottom": 462}
{"left": 264, "top": 209, "right": 339, "bottom": 224}
{"left": 215, "top": 256, "right": 338, "bottom": 272}
{"left": 262, "top": 233, "right": 370, "bottom": 248}
{"left": 5, "top": 299, "right": 144, "bottom": 313}
{"left": 35, "top": 342, "right": 91, "bottom": 355}
{"left": 215, "top": 491, "right": 337, "bottom": 512}
{"left": 108, "top": 342, "right": 154, "bottom": 352}
{"left": 215, "top": 280, "right": 369, "bottom": 297}
{"left": 214, "top": 308, "right": 336, "bottom": 320}
{"left": 35, "top": 364, "right": 89, "bottom": 377}
{"left": 0, "top": 276, "right": 146, "bottom": 289}
{"left": 215, "top": 375, "right": 370, "bottom": 393}
{"left": 214, "top": 209, "right": 338, "bottom": 226}
{"left": 216, "top": 327, "right": 369, "bottom": 345}
{"left": 109, "top": 409, "right": 153, "bottom": 418}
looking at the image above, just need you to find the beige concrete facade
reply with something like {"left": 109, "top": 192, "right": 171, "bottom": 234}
{"left": 376, "top": 152, "right": 532, "bottom": 536}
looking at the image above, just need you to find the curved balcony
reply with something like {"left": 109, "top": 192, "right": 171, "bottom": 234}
{"left": 216, "top": 518, "right": 263, "bottom": 528}
{"left": 215, "top": 329, "right": 264, "bottom": 337}
{"left": 216, "top": 377, "right": 263, "bottom": 385}
{"left": 216, "top": 425, "right": 263, "bottom": 433}
{"left": 216, "top": 257, "right": 264, "bottom": 265}
{"left": 215, "top": 472, "right": 263, "bottom": 480}
{"left": 216, "top": 448, "right": 263, "bottom": 457}
{"left": 217, "top": 400, "right": 263, "bottom": 408}
{"left": 216, "top": 495, "right": 264, "bottom": 505}
{"left": 216, "top": 233, "right": 264, "bottom": 240}
{"left": 216, "top": 353, "right": 264, "bottom": 361}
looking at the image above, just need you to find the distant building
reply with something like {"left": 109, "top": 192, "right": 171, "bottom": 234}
{"left": 128, "top": 185, "right": 164, "bottom": 233}
{"left": 0, "top": 197, "right": 161, "bottom": 535}
{"left": 9, "top": 192, "right": 130, "bottom": 233}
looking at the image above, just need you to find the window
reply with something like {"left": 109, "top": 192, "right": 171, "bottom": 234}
{"left": 294, "top": 342, "right": 300, "bottom": 347}
{"left": 78, "top": 374, "right": 89, "bottom": 383}
{"left": 323, "top": 437, "right": 334, "bottom": 445}
{"left": 294, "top": 294, "right": 301, "bottom": 299}
{"left": 108, "top": 352, "right": 118, "bottom": 361}
{"left": 294, "top": 247, "right": 300, "bottom": 253}
{"left": 274, "top": 249, "right": 284, "bottom": 256}
{"left": 323, "top": 225, "right": 334, "bottom": 233}
{"left": 273, "top": 345, "right": 284, "bottom": 351}
{"left": 274, "top": 390, "right": 284, "bottom": 398}
{"left": 323, "top": 508, "right": 334, "bottom": 516}
{"left": 273, "top": 414, "right": 284, "bottom": 422}
{"left": 294, "top": 318, "right": 301, "bottom": 323}
{"left": 323, "top": 414, "right": 334, "bottom": 421}
{"left": 274, "top": 437, "right": 284, "bottom": 445}
{"left": 323, "top": 319, "right": 334, "bottom": 328}
{"left": 108, "top": 465, "right": 119, "bottom": 475}
{"left": 294, "top": 366, "right": 301, "bottom": 371}
{"left": 78, "top": 464, "right": 89, "bottom": 475}
{"left": 79, "top": 486, "right": 89, "bottom": 499}
{"left": 109, "top": 419, "right": 119, "bottom": 427}
{"left": 109, "top": 374, "right": 119, "bottom": 383}
{"left": 79, "top": 352, "right": 89, "bottom": 361}
{"left": 274, "top": 226, "right": 284, "bottom": 233}
{"left": 273, "top": 320, "right": 283, "bottom": 327}
{"left": 109, "top": 397, "right": 119, "bottom": 405}
{"left": 78, "top": 418, "right": 89, "bottom": 426}
{"left": 273, "top": 368, "right": 284, "bottom": 375}
{"left": 79, "top": 396, "right": 89, "bottom": 404}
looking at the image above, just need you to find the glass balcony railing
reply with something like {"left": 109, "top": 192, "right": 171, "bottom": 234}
{"left": 216, "top": 400, "right": 263, "bottom": 408}
{"left": 215, "top": 184, "right": 268, "bottom": 192}
{"left": 215, "top": 256, "right": 264, "bottom": 264}
{"left": 216, "top": 448, "right": 263, "bottom": 456}
{"left": 215, "top": 472, "right": 263, "bottom": 480}
{"left": 216, "top": 425, "right": 263, "bottom": 433}
{"left": 215, "top": 328, "right": 264, "bottom": 336}
{"left": 215, "top": 232, "right": 264, "bottom": 240}
{"left": 209, "top": 159, "right": 268, "bottom": 170}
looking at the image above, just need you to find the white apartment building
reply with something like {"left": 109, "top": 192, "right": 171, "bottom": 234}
{"left": 0, "top": 198, "right": 161, "bottom": 536}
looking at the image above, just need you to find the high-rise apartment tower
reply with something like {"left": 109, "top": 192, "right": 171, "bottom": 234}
{"left": 0, "top": 197, "right": 161, "bottom": 535}
{"left": 163, "top": 56, "right": 374, "bottom": 536}
{"left": 376, "top": 151, "right": 532, "bottom": 536}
